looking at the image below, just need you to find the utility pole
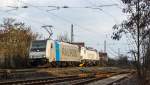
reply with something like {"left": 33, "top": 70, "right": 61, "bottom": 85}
{"left": 104, "top": 40, "right": 106, "bottom": 53}
{"left": 118, "top": 48, "right": 120, "bottom": 57}
{"left": 71, "top": 24, "right": 74, "bottom": 43}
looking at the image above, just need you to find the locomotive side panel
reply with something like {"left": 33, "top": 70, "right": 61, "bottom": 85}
{"left": 80, "top": 47, "right": 100, "bottom": 66}
{"left": 60, "top": 42, "right": 80, "bottom": 62}
{"left": 55, "top": 41, "right": 61, "bottom": 61}
{"left": 81, "top": 47, "right": 99, "bottom": 61}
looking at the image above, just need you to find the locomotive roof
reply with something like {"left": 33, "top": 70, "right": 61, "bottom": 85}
{"left": 85, "top": 47, "right": 97, "bottom": 51}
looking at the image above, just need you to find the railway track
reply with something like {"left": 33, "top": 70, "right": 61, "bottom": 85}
{"left": 0, "top": 76, "right": 78, "bottom": 85}
{"left": 0, "top": 76, "right": 103, "bottom": 85}
{"left": 0, "top": 71, "right": 131, "bottom": 85}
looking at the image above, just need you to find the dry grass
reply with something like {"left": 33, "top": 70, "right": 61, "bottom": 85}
{"left": 39, "top": 67, "right": 83, "bottom": 77}
{"left": 37, "top": 67, "right": 126, "bottom": 77}
{"left": 0, "top": 67, "right": 129, "bottom": 81}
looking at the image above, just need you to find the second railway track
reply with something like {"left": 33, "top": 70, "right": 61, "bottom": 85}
{"left": 0, "top": 71, "right": 131, "bottom": 85}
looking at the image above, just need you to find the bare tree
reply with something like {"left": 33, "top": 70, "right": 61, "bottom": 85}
{"left": 0, "top": 18, "right": 37, "bottom": 68}
{"left": 112, "top": 0, "right": 149, "bottom": 84}
{"left": 57, "top": 32, "right": 71, "bottom": 42}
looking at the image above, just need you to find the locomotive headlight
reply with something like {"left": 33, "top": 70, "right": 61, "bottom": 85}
{"left": 42, "top": 54, "right": 46, "bottom": 57}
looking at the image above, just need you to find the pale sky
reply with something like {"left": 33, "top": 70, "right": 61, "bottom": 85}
{"left": 0, "top": 0, "right": 132, "bottom": 58}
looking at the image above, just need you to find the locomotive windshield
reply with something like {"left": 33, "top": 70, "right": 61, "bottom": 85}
{"left": 30, "top": 40, "right": 47, "bottom": 52}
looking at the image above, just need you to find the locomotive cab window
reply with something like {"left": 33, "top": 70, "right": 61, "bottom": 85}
{"left": 31, "top": 40, "right": 46, "bottom": 52}
{"left": 51, "top": 43, "right": 53, "bottom": 48}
